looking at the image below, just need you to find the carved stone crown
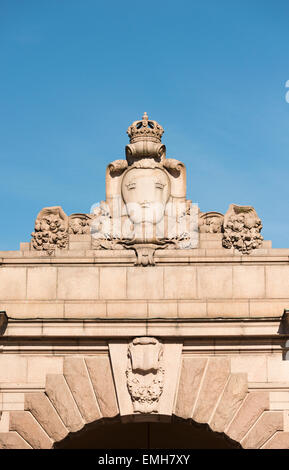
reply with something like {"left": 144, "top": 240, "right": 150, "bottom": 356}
{"left": 127, "top": 112, "right": 164, "bottom": 144}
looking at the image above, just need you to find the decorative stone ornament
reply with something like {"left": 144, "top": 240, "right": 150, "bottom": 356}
{"left": 126, "top": 337, "right": 164, "bottom": 413}
{"left": 126, "top": 112, "right": 166, "bottom": 164}
{"left": 222, "top": 204, "right": 263, "bottom": 254}
{"left": 31, "top": 206, "right": 69, "bottom": 255}
{"left": 68, "top": 213, "right": 93, "bottom": 235}
{"left": 30, "top": 114, "right": 263, "bottom": 261}
{"left": 199, "top": 212, "right": 224, "bottom": 233}
{"left": 90, "top": 113, "right": 198, "bottom": 264}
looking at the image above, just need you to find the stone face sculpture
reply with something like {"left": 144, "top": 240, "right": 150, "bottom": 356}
{"left": 30, "top": 113, "right": 264, "bottom": 260}
{"left": 90, "top": 112, "right": 198, "bottom": 264}
{"left": 222, "top": 204, "right": 263, "bottom": 254}
{"left": 126, "top": 337, "right": 164, "bottom": 413}
{"left": 31, "top": 206, "right": 69, "bottom": 254}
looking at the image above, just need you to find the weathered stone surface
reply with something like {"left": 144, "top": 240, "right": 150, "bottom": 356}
{"left": 226, "top": 391, "right": 269, "bottom": 442}
{"left": 0, "top": 431, "right": 32, "bottom": 449}
{"left": 45, "top": 374, "right": 84, "bottom": 432}
{"left": 0, "top": 268, "right": 26, "bottom": 300}
{"left": 63, "top": 357, "right": 101, "bottom": 423}
{"left": 85, "top": 356, "right": 119, "bottom": 418}
{"left": 57, "top": 267, "right": 99, "bottom": 300}
{"left": 127, "top": 267, "right": 164, "bottom": 300}
{"left": 233, "top": 266, "right": 265, "bottom": 299}
{"left": 99, "top": 267, "right": 127, "bottom": 299}
{"left": 241, "top": 411, "right": 283, "bottom": 449}
{"left": 0, "top": 356, "right": 28, "bottom": 383}
{"left": 27, "top": 356, "right": 63, "bottom": 384}
{"left": 262, "top": 431, "right": 289, "bottom": 449}
{"left": 230, "top": 356, "right": 267, "bottom": 382}
{"left": 9, "top": 411, "right": 53, "bottom": 449}
{"left": 25, "top": 392, "right": 68, "bottom": 441}
{"left": 164, "top": 267, "right": 197, "bottom": 299}
{"left": 266, "top": 266, "right": 289, "bottom": 299}
{"left": 197, "top": 267, "right": 233, "bottom": 299}
{"left": 210, "top": 373, "right": 247, "bottom": 433}
{"left": 174, "top": 357, "right": 207, "bottom": 419}
{"left": 193, "top": 358, "right": 230, "bottom": 423}
{"left": 27, "top": 267, "right": 57, "bottom": 300}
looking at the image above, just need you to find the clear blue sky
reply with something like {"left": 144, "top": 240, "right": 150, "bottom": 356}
{"left": 0, "top": 0, "right": 289, "bottom": 250}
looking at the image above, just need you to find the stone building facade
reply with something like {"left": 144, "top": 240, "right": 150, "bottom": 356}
{"left": 0, "top": 114, "right": 289, "bottom": 449}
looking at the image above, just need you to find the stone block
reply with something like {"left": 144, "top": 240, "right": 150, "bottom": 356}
{"left": 230, "top": 355, "right": 267, "bottom": 382}
{"left": 27, "top": 267, "right": 57, "bottom": 300}
{"left": 207, "top": 301, "right": 249, "bottom": 317}
{"left": 0, "top": 356, "right": 27, "bottom": 382}
{"left": 0, "top": 268, "right": 26, "bottom": 300}
{"left": 262, "top": 431, "right": 289, "bottom": 449}
{"left": 210, "top": 373, "right": 247, "bottom": 433}
{"left": 57, "top": 267, "right": 99, "bottom": 300}
{"left": 249, "top": 300, "right": 288, "bottom": 317}
{"left": 64, "top": 301, "right": 106, "bottom": 317}
{"left": 163, "top": 266, "right": 197, "bottom": 299}
{"left": 45, "top": 374, "right": 84, "bottom": 432}
{"left": 107, "top": 301, "right": 147, "bottom": 317}
{"left": 127, "top": 267, "right": 163, "bottom": 300}
{"left": 63, "top": 357, "right": 101, "bottom": 423}
{"left": 2, "top": 393, "right": 24, "bottom": 412}
{"left": 148, "top": 301, "right": 178, "bottom": 317}
{"left": 267, "top": 356, "right": 289, "bottom": 382}
{"left": 233, "top": 266, "right": 265, "bottom": 298}
{"left": 27, "top": 357, "right": 63, "bottom": 384}
{"left": 174, "top": 357, "right": 207, "bottom": 419}
{"left": 0, "top": 431, "right": 31, "bottom": 449}
{"left": 266, "top": 266, "right": 289, "bottom": 299}
{"left": 226, "top": 391, "right": 269, "bottom": 442}
{"left": 99, "top": 267, "right": 127, "bottom": 299}
{"left": 25, "top": 392, "right": 68, "bottom": 441}
{"left": 197, "top": 266, "right": 233, "bottom": 299}
{"left": 9, "top": 411, "right": 53, "bottom": 449}
{"left": 20, "top": 242, "right": 30, "bottom": 251}
{"left": 193, "top": 357, "right": 230, "bottom": 423}
{"left": 241, "top": 411, "right": 283, "bottom": 449}
{"left": 178, "top": 301, "right": 207, "bottom": 317}
{"left": 0, "top": 301, "right": 64, "bottom": 318}
{"left": 85, "top": 356, "right": 119, "bottom": 418}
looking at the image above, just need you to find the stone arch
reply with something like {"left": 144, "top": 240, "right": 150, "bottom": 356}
{"left": 0, "top": 355, "right": 288, "bottom": 449}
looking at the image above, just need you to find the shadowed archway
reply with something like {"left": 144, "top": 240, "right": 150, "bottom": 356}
{"left": 54, "top": 416, "right": 241, "bottom": 449}
{"left": 0, "top": 355, "right": 287, "bottom": 449}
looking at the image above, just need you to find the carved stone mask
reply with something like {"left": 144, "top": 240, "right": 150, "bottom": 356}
{"left": 121, "top": 167, "right": 170, "bottom": 225}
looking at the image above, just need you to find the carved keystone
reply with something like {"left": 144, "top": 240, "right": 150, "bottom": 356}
{"left": 126, "top": 337, "right": 164, "bottom": 413}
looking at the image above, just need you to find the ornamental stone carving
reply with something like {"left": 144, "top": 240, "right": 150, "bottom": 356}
{"left": 68, "top": 213, "right": 93, "bottom": 235}
{"left": 126, "top": 337, "right": 164, "bottom": 413}
{"left": 222, "top": 204, "right": 263, "bottom": 254}
{"left": 29, "top": 113, "right": 264, "bottom": 259}
{"left": 90, "top": 113, "right": 198, "bottom": 264}
{"left": 31, "top": 206, "right": 69, "bottom": 254}
{"left": 199, "top": 212, "right": 224, "bottom": 233}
